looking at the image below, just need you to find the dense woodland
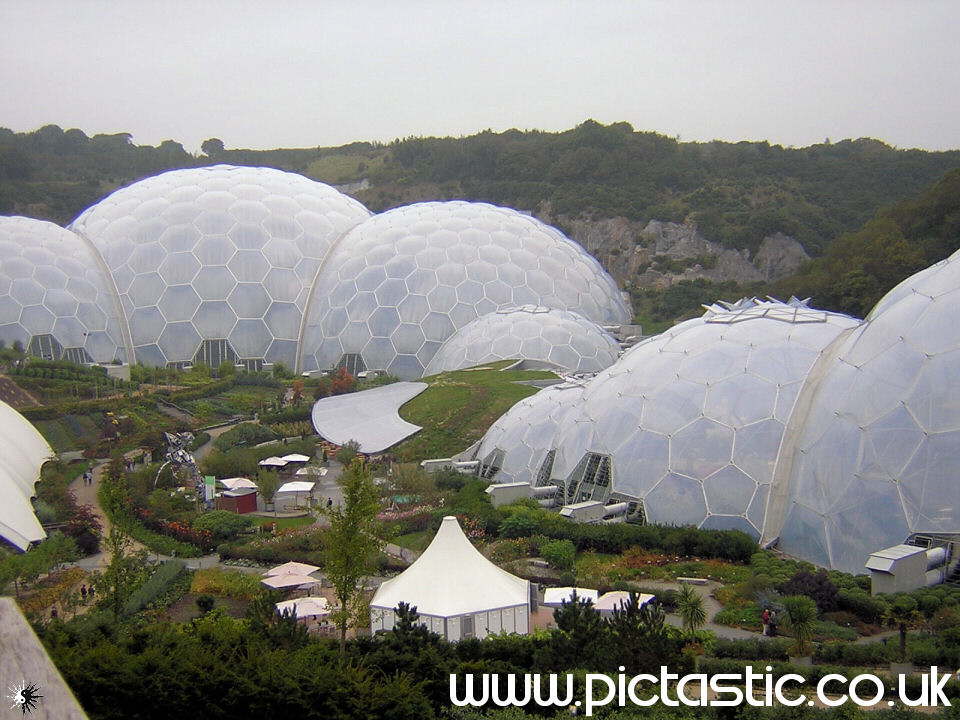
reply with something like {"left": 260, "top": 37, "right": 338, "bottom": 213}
{"left": 1, "top": 121, "right": 959, "bottom": 321}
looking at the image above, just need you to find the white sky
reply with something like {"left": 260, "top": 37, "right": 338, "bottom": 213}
{"left": 2, "top": 0, "right": 957, "bottom": 152}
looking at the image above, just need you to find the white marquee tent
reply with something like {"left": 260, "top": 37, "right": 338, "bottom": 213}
{"left": 370, "top": 516, "right": 530, "bottom": 641}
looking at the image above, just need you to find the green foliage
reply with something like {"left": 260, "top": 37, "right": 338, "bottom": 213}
{"left": 213, "top": 422, "right": 280, "bottom": 451}
{"left": 781, "top": 594, "right": 818, "bottom": 657}
{"left": 539, "top": 538, "right": 576, "bottom": 572}
{"left": 334, "top": 439, "right": 360, "bottom": 465}
{"left": 192, "top": 510, "right": 254, "bottom": 541}
{"left": 121, "top": 560, "right": 186, "bottom": 615}
{"left": 676, "top": 583, "right": 707, "bottom": 635}
{"left": 195, "top": 594, "right": 215, "bottom": 613}
{"left": 323, "top": 458, "right": 384, "bottom": 652}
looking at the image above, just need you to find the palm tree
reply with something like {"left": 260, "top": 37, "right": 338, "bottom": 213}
{"left": 884, "top": 596, "right": 922, "bottom": 662}
{"left": 677, "top": 583, "right": 707, "bottom": 636}
{"left": 781, "top": 595, "right": 818, "bottom": 658}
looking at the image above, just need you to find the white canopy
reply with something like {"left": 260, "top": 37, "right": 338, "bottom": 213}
{"left": 371, "top": 516, "right": 529, "bottom": 617}
{"left": 219, "top": 477, "right": 257, "bottom": 491}
{"left": 543, "top": 587, "right": 600, "bottom": 607}
{"left": 259, "top": 456, "right": 288, "bottom": 467}
{"left": 261, "top": 574, "right": 320, "bottom": 590}
{"left": 277, "top": 481, "right": 315, "bottom": 494}
{"left": 594, "top": 590, "right": 656, "bottom": 612}
{"left": 280, "top": 453, "right": 311, "bottom": 463}
{"left": 296, "top": 466, "right": 327, "bottom": 477}
{"left": 311, "top": 381, "right": 428, "bottom": 453}
{"left": 275, "top": 596, "right": 330, "bottom": 618}
{"left": 263, "top": 561, "right": 321, "bottom": 577}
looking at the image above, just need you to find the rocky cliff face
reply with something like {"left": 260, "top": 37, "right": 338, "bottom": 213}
{"left": 539, "top": 210, "right": 809, "bottom": 290}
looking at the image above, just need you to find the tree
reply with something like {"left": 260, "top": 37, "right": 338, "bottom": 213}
{"left": 607, "top": 593, "right": 682, "bottom": 674}
{"left": 781, "top": 594, "right": 818, "bottom": 658}
{"left": 256, "top": 468, "right": 280, "bottom": 507}
{"left": 321, "top": 458, "right": 384, "bottom": 653}
{"left": 540, "top": 539, "right": 576, "bottom": 572}
{"left": 93, "top": 525, "right": 149, "bottom": 618}
{"left": 201, "top": 138, "right": 224, "bottom": 156}
{"left": 884, "top": 596, "right": 923, "bottom": 661}
{"left": 291, "top": 379, "right": 304, "bottom": 406}
{"left": 330, "top": 367, "right": 355, "bottom": 395}
{"left": 335, "top": 439, "right": 360, "bottom": 465}
{"left": 217, "top": 360, "right": 236, "bottom": 378}
{"left": 549, "top": 590, "right": 608, "bottom": 669}
{"left": 779, "top": 569, "right": 839, "bottom": 612}
{"left": 676, "top": 583, "right": 707, "bottom": 636}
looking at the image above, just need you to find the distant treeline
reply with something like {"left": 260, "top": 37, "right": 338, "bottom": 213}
{"left": 2, "top": 121, "right": 958, "bottom": 258}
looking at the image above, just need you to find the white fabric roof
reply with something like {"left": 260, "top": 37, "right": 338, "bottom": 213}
{"left": 263, "top": 561, "right": 321, "bottom": 577}
{"left": 296, "top": 466, "right": 327, "bottom": 476}
{"left": 275, "top": 596, "right": 330, "bottom": 618}
{"left": 261, "top": 574, "right": 320, "bottom": 589}
{"left": 371, "top": 516, "right": 529, "bottom": 617}
{"left": 280, "top": 453, "right": 311, "bottom": 463}
{"left": 259, "top": 456, "right": 288, "bottom": 467}
{"left": 311, "top": 381, "right": 428, "bottom": 453}
{"left": 0, "top": 400, "right": 54, "bottom": 550}
{"left": 543, "top": 587, "right": 599, "bottom": 607}
{"left": 219, "top": 477, "right": 258, "bottom": 490}
{"left": 277, "top": 481, "right": 315, "bottom": 494}
{"left": 594, "top": 591, "right": 656, "bottom": 612}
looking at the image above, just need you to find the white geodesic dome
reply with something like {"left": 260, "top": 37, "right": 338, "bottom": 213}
{"left": 299, "top": 201, "right": 631, "bottom": 379}
{"left": 422, "top": 305, "right": 621, "bottom": 376}
{"left": 776, "top": 248, "right": 960, "bottom": 573}
{"left": 479, "top": 299, "right": 860, "bottom": 539}
{"left": 69, "top": 165, "right": 370, "bottom": 368}
{"left": 474, "top": 379, "right": 588, "bottom": 485}
{"left": 0, "top": 216, "right": 126, "bottom": 363}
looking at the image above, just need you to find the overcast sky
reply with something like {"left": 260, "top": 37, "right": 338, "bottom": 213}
{"left": 2, "top": 1, "right": 957, "bottom": 152}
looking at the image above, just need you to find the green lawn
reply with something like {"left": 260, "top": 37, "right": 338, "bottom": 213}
{"left": 392, "top": 530, "right": 433, "bottom": 553}
{"left": 248, "top": 515, "right": 316, "bottom": 530}
{"left": 393, "top": 360, "right": 558, "bottom": 462}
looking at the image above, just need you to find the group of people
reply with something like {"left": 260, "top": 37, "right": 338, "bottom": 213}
{"left": 81, "top": 470, "right": 94, "bottom": 486}
{"left": 79, "top": 584, "right": 95, "bottom": 603}
{"left": 761, "top": 607, "right": 779, "bottom": 636}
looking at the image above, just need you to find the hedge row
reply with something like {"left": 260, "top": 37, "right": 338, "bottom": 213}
{"left": 122, "top": 560, "right": 187, "bottom": 615}
{"left": 21, "top": 397, "right": 149, "bottom": 421}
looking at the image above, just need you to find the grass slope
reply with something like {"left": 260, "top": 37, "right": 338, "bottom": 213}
{"left": 393, "top": 360, "right": 557, "bottom": 462}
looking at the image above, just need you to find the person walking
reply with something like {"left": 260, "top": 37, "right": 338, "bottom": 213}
{"left": 80, "top": 585, "right": 88, "bottom": 604}
{"left": 761, "top": 607, "right": 771, "bottom": 636}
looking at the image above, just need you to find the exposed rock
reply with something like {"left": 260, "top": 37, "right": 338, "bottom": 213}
{"left": 537, "top": 207, "right": 808, "bottom": 290}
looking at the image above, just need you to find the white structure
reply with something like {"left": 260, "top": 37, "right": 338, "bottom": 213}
{"left": 273, "top": 480, "right": 315, "bottom": 511}
{"left": 370, "top": 516, "right": 530, "bottom": 640}
{"left": 69, "top": 165, "right": 371, "bottom": 369}
{"left": 0, "top": 217, "right": 126, "bottom": 363}
{"left": 485, "top": 481, "right": 534, "bottom": 508}
{"left": 275, "top": 596, "right": 330, "bottom": 619}
{"left": 300, "top": 201, "right": 630, "bottom": 378}
{"left": 776, "top": 248, "right": 960, "bottom": 573}
{"left": 311, "top": 381, "right": 428, "bottom": 453}
{"left": 422, "top": 305, "right": 621, "bottom": 376}
{"left": 218, "top": 477, "right": 257, "bottom": 491}
{"left": 0, "top": 400, "right": 55, "bottom": 550}
{"left": 594, "top": 590, "right": 656, "bottom": 616}
{"left": 865, "top": 545, "right": 947, "bottom": 595}
{"left": 263, "top": 561, "right": 321, "bottom": 577}
{"left": 543, "top": 587, "right": 600, "bottom": 608}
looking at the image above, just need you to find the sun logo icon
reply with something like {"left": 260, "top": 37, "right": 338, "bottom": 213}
{"left": 6, "top": 680, "right": 43, "bottom": 715}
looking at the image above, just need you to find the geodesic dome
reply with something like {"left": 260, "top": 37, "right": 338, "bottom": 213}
{"left": 480, "top": 298, "right": 860, "bottom": 540}
{"left": 70, "top": 165, "right": 370, "bottom": 368}
{"left": 299, "top": 201, "right": 630, "bottom": 379}
{"left": 0, "top": 216, "right": 125, "bottom": 363}
{"left": 474, "top": 379, "right": 588, "bottom": 484}
{"left": 776, "top": 249, "right": 960, "bottom": 573}
{"left": 422, "top": 305, "right": 621, "bottom": 376}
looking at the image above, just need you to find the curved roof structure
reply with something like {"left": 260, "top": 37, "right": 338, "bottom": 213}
{"left": 0, "top": 399, "right": 54, "bottom": 550}
{"left": 479, "top": 298, "right": 859, "bottom": 541}
{"left": 777, "top": 248, "right": 960, "bottom": 573}
{"left": 70, "top": 164, "right": 370, "bottom": 368}
{"left": 422, "top": 305, "right": 621, "bottom": 376}
{"left": 0, "top": 216, "right": 125, "bottom": 363}
{"left": 310, "top": 381, "right": 428, "bottom": 453}
{"left": 300, "top": 201, "right": 630, "bottom": 379}
{"left": 371, "top": 516, "right": 529, "bottom": 617}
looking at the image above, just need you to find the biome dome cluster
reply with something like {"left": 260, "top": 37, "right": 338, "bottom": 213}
{"left": 0, "top": 166, "right": 629, "bottom": 378}
{"left": 478, "top": 266, "right": 960, "bottom": 574}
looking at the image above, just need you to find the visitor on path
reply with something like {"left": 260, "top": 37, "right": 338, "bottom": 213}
{"left": 326, "top": 497, "right": 333, "bottom": 509}
{"left": 761, "top": 607, "right": 770, "bottom": 635}
{"left": 80, "top": 585, "right": 87, "bottom": 603}
{"left": 768, "top": 610, "right": 778, "bottom": 637}
{"left": 88, "top": 585, "right": 95, "bottom": 601}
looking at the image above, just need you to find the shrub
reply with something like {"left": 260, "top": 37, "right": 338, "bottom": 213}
{"left": 122, "top": 561, "right": 187, "bottom": 615}
{"left": 196, "top": 594, "right": 215, "bottom": 612}
{"left": 193, "top": 510, "right": 254, "bottom": 541}
{"left": 540, "top": 539, "right": 576, "bottom": 572}
{"left": 778, "top": 569, "right": 839, "bottom": 612}
{"left": 190, "top": 567, "right": 266, "bottom": 599}
{"left": 837, "top": 588, "right": 888, "bottom": 624}
{"left": 214, "top": 422, "right": 280, "bottom": 451}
